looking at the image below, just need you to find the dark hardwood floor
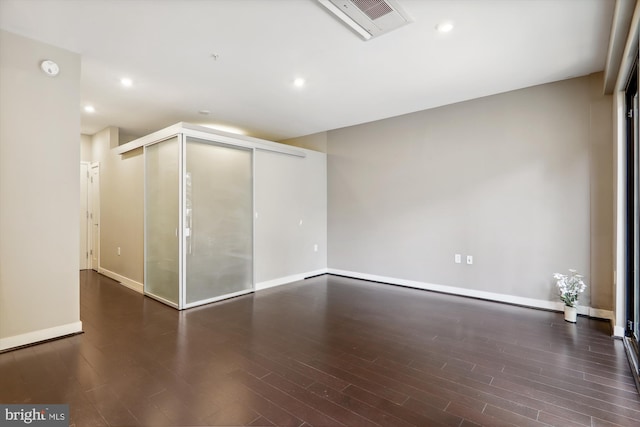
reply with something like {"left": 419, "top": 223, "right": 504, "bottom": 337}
{"left": 0, "top": 271, "right": 638, "bottom": 426}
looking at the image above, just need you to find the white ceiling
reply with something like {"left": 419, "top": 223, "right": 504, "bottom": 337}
{"left": 0, "top": 0, "right": 615, "bottom": 141}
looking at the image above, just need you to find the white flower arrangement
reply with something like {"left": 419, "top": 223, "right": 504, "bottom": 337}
{"left": 553, "top": 269, "right": 587, "bottom": 307}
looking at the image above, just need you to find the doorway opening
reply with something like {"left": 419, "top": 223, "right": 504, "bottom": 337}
{"left": 81, "top": 162, "right": 100, "bottom": 271}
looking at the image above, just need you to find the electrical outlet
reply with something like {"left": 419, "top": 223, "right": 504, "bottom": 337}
{"left": 454, "top": 254, "right": 461, "bottom": 264}
{"left": 466, "top": 255, "right": 473, "bottom": 265}
{"left": 314, "top": 244, "right": 318, "bottom": 252}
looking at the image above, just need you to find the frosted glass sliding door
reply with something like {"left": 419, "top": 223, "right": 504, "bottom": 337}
{"left": 184, "top": 137, "right": 253, "bottom": 305}
{"left": 144, "top": 137, "right": 180, "bottom": 306}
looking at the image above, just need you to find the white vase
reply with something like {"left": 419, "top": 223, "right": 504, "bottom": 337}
{"left": 564, "top": 305, "right": 577, "bottom": 323}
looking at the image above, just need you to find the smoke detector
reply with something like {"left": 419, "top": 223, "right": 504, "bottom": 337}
{"left": 40, "top": 60, "right": 59, "bottom": 77}
{"left": 318, "top": 0, "right": 412, "bottom": 40}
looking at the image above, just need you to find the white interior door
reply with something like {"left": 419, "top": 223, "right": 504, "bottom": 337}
{"left": 89, "top": 163, "right": 100, "bottom": 271}
{"left": 80, "top": 162, "right": 89, "bottom": 269}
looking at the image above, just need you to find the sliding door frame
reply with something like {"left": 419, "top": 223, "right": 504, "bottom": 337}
{"left": 181, "top": 135, "right": 255, "bottom": 309}
{"left": 624, "top": 56, "right": 640, "bottom": 389}
{"left": 141, "top": 125, "right": 271, "bottom": 310}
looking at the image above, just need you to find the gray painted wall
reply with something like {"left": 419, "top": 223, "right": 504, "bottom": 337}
{"left": 92, "top": 127, "right": 145, "bottom": 283}
{"left": 0, "top": 30, "right": 81, "bottom": 348}
{"left": 280, "top": 133, "right": 328, "bottom": 153}
{"left": 327, "top": 74, "right": 613, "bottom": 310}
{"left": 81, "top": 134, "right": 92, "bottom": 162}
{"left": 89, "top": 127, "right": 328, "bottom": 289}
{"left": 255, "top": 149, "right": 328, "bottom": 283}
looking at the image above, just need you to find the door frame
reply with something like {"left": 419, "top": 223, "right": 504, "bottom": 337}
{"left": 80, "top": 162, "right": 90, "bottom": 269}
{"left": 89, "top": 162, "right": 100, "bottom": 271}
{"left": 624, "top": 57, "right": 640, "bottom": 390}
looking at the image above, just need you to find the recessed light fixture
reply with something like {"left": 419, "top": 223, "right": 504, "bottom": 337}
{"left": 120, "top": 77, "right": 133, "bottom": 87}
{"left": 436, "top": 21, "right": 454, "bottom": 33}
{"left": 198, "top": 110, "right": 211, "bottom": 115}
{"left": 293, "top": 77, "right": 305, "bottom": 88}
{"left": 84, "top": 105, "right": 95, "bottom": 113}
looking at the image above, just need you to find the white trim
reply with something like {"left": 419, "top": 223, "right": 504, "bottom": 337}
{"left": 615, "top": 90, "right": 627, "bottom": 337}
{"left": 98, "top": 266, "right": 330, "bottom": 298}
{"left": 304, "top": 268, "right": 329, "bottom": 278}
{"left": 614, "top": 324, "right": 626, "bottom": 337}
{"left": 179, "top": 134, "right": 185, "bottom": 308}
{"left": 182, "top": 288, "right": 253, "bottom": 309}
{"left": 614, "top": 1, "right": 640, "bottom": 93}
{"left": 0, "top": 321, "right": 83, "bottom": 352}
{"left": 115, "top": 122, "right": 306, "bottom": 158}
{"left": 80, "top": 161, "right": 91, "bottom": 270}
{"left": 604, "top": 0, "right": 637, "bottom": 93}
{"left": 89, "top": 162, "right": 100, "bottom": 271}
{"left": 328, "top": 269, "right": 615, "bottom": 322}
{"left": 98, "top": 267, "right": 144, "bottom": 294}
{"left": 252, "top": 147, "right": 256, "bottom": 294}
{"left": 256, "top": 268, "right": 328, "bottom": 291}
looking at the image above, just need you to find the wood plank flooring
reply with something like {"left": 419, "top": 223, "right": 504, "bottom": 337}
{"left": 0, "top": 271, "right": 637, "bottom": 426}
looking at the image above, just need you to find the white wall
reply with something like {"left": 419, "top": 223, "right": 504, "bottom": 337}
{"left": 327, "top": 74, "right": 613, "bottom": 313}
{"left": 255, "top": 149, "right": 328, "bottom": 288}
{"left": 91, "top": 127, "right": 145, "bottom": 290}
{"left": 93, "top": 127, "right": 328, "bottom": 293}
{"left": 0, "top": 30, "right": 82, "bottom": 350}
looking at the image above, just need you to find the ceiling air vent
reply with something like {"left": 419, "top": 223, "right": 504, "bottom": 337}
{"left": 318, "top": 0, "right": 413, "bottom": 40}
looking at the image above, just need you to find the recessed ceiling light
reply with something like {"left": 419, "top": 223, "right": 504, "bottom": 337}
{"left": 293, "top": 77, "right": 305, "bottom": 88}
{"left": 120, "top": 77, "right": 133, "bottom": 87}
{"left": 84, "top": 105, "right": 95, "bottom": 113}
{"left": 436, "top": 21, "right": 454, "bottom": 33}
{"left": 198, "top": 110, "right": 211, "bottom": 115}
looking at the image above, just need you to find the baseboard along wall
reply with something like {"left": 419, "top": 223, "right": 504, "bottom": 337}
{"left": 0, "top": 321, "right": 83, "bottom": 352}
{"left": 327, "top": 268, "right": 618, "bottom": 334}
{"left": 98, "top": 267, "right": 144, "bottom": 294}
{"left": 97, "top": 265, "right": 620, "bottom": 336}
{"left": 255, "top": 269, "right": 329, "bottom": 290}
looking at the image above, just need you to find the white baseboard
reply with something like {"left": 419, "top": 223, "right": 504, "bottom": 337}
{"left": 92, "top": 266, "right": 620, "bottom": 332}
{"left": 328, "top": 269, "right": 615, "bottom": 322}
{"left": 98, "top": 267, "right": 144, "bottom": 294}
{"left": 97, "top": 267, "right": 329, "bottom": 295}
{"left": 614, "top": 325, "right": 626, "bottom": 337}
{"left": 610, "top": 311, "right": 626, "bottom": 338}
{"left": 97, "top": 266, "right": 330, "bottom": 295}
{"left": 0, "top": 321, "right": 83, "bottom": 352}
{"left": 256, "top": 268, "right": 328, "bottom": 291}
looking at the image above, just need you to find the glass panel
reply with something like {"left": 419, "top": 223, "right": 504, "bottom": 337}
{"left": 185, "top": 137, "right": 253, "bottom": 304}
{"left": 145, "top": 137, "right": 180, "bottom": 305}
